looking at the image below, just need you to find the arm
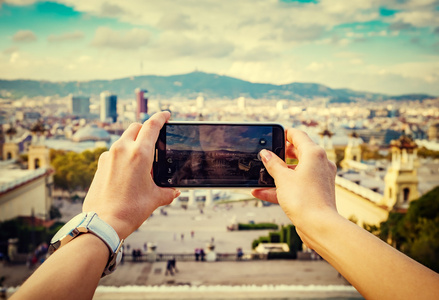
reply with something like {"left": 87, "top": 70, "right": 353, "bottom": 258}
{"left": 252, "top": 128, "right": 439, "bottom": 300}
{"left": 11, "top": 111, "right": 180, "bottom": 300}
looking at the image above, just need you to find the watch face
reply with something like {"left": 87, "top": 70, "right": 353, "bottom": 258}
{"left": 51, "top": 212, "right": 87, "bottom": 245}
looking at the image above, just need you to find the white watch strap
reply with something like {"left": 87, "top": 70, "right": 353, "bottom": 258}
{"left": 86, "top": 213, "right": 120, "bottom": 252}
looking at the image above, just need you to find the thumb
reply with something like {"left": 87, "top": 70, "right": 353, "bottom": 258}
{"left": 259, "top": 149, "right": 289, "bottom": 183}
{"left": 156, "top": 188, "right": 181, "bottom": 206}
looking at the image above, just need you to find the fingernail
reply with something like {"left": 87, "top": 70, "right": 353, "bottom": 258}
{"left": 260, "top": 149, "right": 272, "bottom": 162}
{"left": 174, "top": 189, "right": 181, "bottom": 198}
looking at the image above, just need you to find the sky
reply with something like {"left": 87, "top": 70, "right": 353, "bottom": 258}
{"left": 1, "top": 0, "right": 439, "bottom": 95}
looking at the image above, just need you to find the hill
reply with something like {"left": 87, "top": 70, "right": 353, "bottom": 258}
{"left": 0, "top": 71, "right": 436, "bottom": 101}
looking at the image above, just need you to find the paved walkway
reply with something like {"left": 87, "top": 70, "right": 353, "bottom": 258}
{"left": 2, "top": 194, "right": 364, "bottom": 299}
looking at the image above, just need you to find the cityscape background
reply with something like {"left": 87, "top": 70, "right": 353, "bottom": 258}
{"left": 1, "top": 1, "right": 439, "bottom": 299}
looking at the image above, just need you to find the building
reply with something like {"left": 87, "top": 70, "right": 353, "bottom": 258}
{"left": 135, "top": 88, "right": 148, "bottom": 121}
{"left": 383, "top": 134, "right": 419, "bottom": 209}
{"left": 428, "top": 123, "right": 439, "bottom": 141}
{"left": 71, "top": 124, "right": 111, "bottom": 143}
{"left": 335, "top": 134, "right": 424, "bottom": 227}
{"left": 70, "top": 94, "right": 90, "bottom": 116}
{"left": 319, "top": 127, "right": 336, "bottom": 164}
{"left": 0, "top": 121, "right": 53, "bottom": 222}
{"left": 100, "top": 91, "right": 118, "bottom": 123}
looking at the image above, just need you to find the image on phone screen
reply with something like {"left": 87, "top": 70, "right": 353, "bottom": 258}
{"left": 154, "top": 123, "right": 284, "bottom": 188}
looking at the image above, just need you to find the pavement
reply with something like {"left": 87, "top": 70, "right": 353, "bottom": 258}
{"left": 1, "top": 192, "right": 364, "bottom": 299}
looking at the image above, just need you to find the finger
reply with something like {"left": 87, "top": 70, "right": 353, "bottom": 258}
{"left": 251, "top": 188, "right": 279, "bottom": 204}
{"left": 154, "top": 187, "right": 181, "bottom": 206}
{"left": 119, "top": 122, "right": 143, "bottom": 142}
{"left": 136, "top": 111, "right": 171, "bottom": 146}
{"left": 286, "top": 141, "right": 298, "bottom": 160}
{"left": 259, "top": 149, "right": 291, "bottom": 183}
{"left": 285, "top": 128, "right": 316, "bottom": 160}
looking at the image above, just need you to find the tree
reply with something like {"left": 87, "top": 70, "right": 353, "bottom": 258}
{"left": 378, "top": 186, "right": 439, "bottom": 272}
{"left": 50, "top": 147, "right": 107, "bottom": 195}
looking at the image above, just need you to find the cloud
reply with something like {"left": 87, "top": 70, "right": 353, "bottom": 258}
{"left": 3, "top": 0, "right": 38, "bottom": 5}
{"left": 157, "top": 14, "right": 196, "bottom": 31}
{"left": 99, "top": 2, "right": 126, "bottom": 17}
{"left": 47, "top": 31, "right": 84, "bottom": 43}
{"left": 2, "top": 46, "right": 19, "bottom": 55}
{"left": 306, "top": 62, "right": 333, "bottom": 71}
{"left": 154, "top": 33, "right": 235, "bottom": 58}
{"left": 91, "top": 27, "right": 151, "bottom": 50}
{"left": 12, "top": 30, "right": 37, "bottom": 42}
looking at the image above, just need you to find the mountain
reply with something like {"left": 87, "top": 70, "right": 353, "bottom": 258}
{"left": 0, "top": 71, "right": 436, "bottom": 101}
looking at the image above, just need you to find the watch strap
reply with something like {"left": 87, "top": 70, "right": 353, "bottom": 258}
{"left": 82, "top": 212, "right": 124, "bottom": 277}
{"left": 86, "top": 213, "right": 121, "bottom": 253}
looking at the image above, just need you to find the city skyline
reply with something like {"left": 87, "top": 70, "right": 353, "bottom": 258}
{"left": 0, "top": 1, "right": 439, "bottom": 95}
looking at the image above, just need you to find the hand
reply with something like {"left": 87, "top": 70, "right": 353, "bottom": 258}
{"left": 83, "top": 111, "right": 180, "bottom": 239}
{"left": 251, "top": 128, "right": 338, "bottom": 247}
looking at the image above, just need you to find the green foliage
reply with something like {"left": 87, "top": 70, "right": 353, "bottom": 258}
{"left": 0, "top": 218, "right": 63, "bottom": 254}
{"left": 267, "top": 251, "right": 297, "bottom": 260}
{"left": 50, "top": 147, "right": 107, "bottom": 193}
{"left": 379, "top": 186, "right": 439, "bottom": 272}
{"left": 417, "top": 147, "right": 439, "bottom": 159}
{"left": 49, "top": 205, "right": 62, "bottom": 220}
{"left": 238, "top": 223, "right": 279, "bottom": 230}
{"left": 251, "top": 224, "right": 303, "bottom": 258}
{"left": 269, "top": 232, "right": 281, "bottom": 243}
{"left": 360, "top": 144, "right": 391, "bottom": 161}
{"left": 252, "top": 236, "right": 271, "bottom": 249}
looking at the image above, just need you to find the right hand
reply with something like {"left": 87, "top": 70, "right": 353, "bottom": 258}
{"left": 251, "top": 128, "right": 338, "bottom": 247}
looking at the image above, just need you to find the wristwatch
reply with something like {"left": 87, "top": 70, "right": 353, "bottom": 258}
{"left": 49, "top": 212, "right": 124, "bottom": 277}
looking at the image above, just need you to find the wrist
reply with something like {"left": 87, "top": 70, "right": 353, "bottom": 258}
{"left": 293, "top": 209, "right": 343, "bottom": 250}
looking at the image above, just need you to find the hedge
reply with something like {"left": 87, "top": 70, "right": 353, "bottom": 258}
{"left": 238, "top": 223, "right": 279, "bottom": 230}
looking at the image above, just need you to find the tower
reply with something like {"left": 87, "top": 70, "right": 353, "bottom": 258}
{"left": 3, "top": 124, "right": 19, "bottom": 160}
{"left": 28, "top": 121, "right": 50, "bottom": 170}
{"left": 135, "top": 88, "right": 148, "bottom": 121}
{"left": 383, "top": 134, "right": 419, "bottom": 210}
{"left": 341, "top": 132, "right": 362, "bottom": 170}
{"left": 100, "top": 91, "right": 118, "bottom": 123}
{"left": 70, "top": 94, "right": 90, "bottom": 116}
{"left": 318, "top": 127, "right": 336, "bottom": 164}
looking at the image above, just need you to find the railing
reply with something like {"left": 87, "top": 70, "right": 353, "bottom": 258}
{"left": 122, "top": 252, "right": 267, "bottom": 262}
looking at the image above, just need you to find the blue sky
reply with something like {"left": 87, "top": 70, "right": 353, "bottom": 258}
{"left": 1, "top": 0, "right": 438, "bottom": 95}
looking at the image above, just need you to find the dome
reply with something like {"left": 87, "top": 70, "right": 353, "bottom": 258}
{"left": 72, "top": 124, "right": 111, "bottom": 143}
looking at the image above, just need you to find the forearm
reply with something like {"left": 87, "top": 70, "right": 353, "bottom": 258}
{"left": 303, "top": 212, "right": 439, "bottom": 300}
{"left": 11, "top": 234, "right": 108, "bottom": 300}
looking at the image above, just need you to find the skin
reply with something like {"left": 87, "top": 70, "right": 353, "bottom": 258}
{"left": 251, "top": 128, "right": 439, "bottom": 300}
{"left": 10, "top": 116, "right": 439, "bottom": 300}
{"left": 10, "top": 111, "right": 179, "bottom": 300}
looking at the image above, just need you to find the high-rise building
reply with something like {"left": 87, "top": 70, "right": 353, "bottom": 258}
{"left": 70, "top": 94, "right": 90, "bottom": 116}
{"left": 100, "top": 91, "right": 118, "bottom": 123}
{"left": 135, "top": 88, "right": 148, "bottom": 121}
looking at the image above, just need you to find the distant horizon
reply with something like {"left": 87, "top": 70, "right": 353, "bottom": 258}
{"left": 1, "top": 70, "right": 438, "bottom": 98}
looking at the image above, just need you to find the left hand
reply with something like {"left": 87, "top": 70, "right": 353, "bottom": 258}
{"left": 83, "top": 111, "right": 180, "bottom": 239}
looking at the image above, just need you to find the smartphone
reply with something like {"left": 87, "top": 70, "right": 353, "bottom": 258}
{"left": 153, "top": 122, "right": 285, "bottom": 188}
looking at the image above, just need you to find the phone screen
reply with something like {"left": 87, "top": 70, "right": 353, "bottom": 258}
{"left": 154, "top": 123, "right": 284, "bottom": 188}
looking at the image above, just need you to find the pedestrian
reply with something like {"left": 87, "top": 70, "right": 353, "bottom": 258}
{"left": 237, "top": 248, "right": 243, "bottom": 260}
{"left": 194, "top": 248, "right": 200, "bottom": 261}
{"left": 143, "top": 243, "right": 147, "bottom": 252}
{"left": 165, "top": 259, "right": 174, "bottom": 276}
{"left": 200, "top": 248, "right": 205, "bottom": 261}
{"left": 132, "top": 249, "right": 137, "bottom": 262}
{"left": 170, "top": 256, "right": 178, "bottom": 273}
